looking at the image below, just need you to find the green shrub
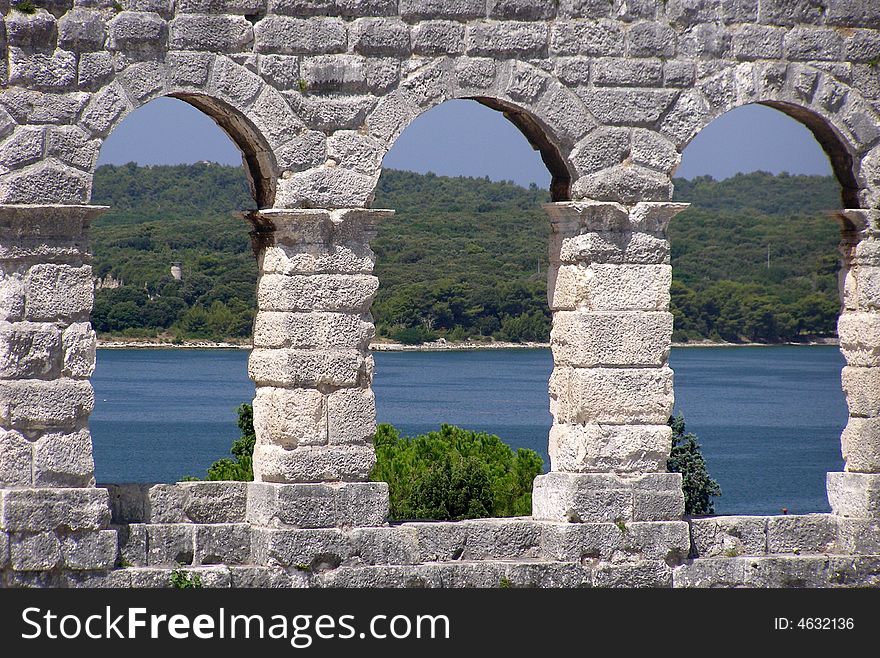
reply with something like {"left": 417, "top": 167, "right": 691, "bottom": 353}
{"left": 170, "top": 569, "right": 203, "bottom": 589}
{"left": 183, "top": 404, "right": 254, "bottom": 481}
{"left": 667, "top": 414, "right": 722, "bottom": 516}
{"left": 370, "top": 423, "right": 543, "bottom": 521}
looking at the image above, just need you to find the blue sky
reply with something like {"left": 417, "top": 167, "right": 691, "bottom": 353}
{"left": 97, "top": 97, "right": 833, "bottom": 187}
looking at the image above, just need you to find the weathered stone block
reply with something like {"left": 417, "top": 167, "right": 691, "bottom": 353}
{"left": 405, "top": 518, "right": 543, "bottom": 562}
{"left": 842, "top": 366, "right": 880, "bottom": 417}
{"left": 0, "top": 379, "right": 94, "bottom": 431}
{"left": 593, "top": 57, "right": 663, "bottom": 87}
{"left": 554, "top": 232, "right": 670, "bottom": 267}
{"left": 254, "top": 17, "right": 346, "bottom": 55}
{"left": 550, "top": 311, "right": 672, "bottom": 367}
{"left": 842, "top": 416, "right": 880, "bottom": 473}
{"left": 573, "top": 164, "right": 673, "bottom": 204}
{"left": 169, "top": 15, "right": 253, "bottom": 52}
{"left": 104, "top": 483, "right": 151, "bottom": 524}
{"left": 146, "top": 524, "right": 195, "bottom": 566}
{"left": 24, "top": 263, "right": 92, "bottom": 322}
{"left": 253, "top": 312, "right": 372, "bottom": 350}
{"left": 61, "top": 322, "right": 96, "bottom": 378}
{"left": 46, "top": 125, "right": 100, "bottom": 171}
{"left": 107, "top": 12, "right": 168, "bottom": 51}
{"left": 579, "top": 88, "right": 679, "bottom": 127}
{"left": 541, "top": 520, "right": 690, "bottom": 564}
{"left": 228, "top": 565, "right": 305, "bottom": 588}
{"left": 548, "top": 423, "right": 671, "bottom": 473}
{"left": 549, "top": 19, "right": 624, "bottom": 56}
{"left": 118, "top": 523, "right": 148, "bottom": 567}
{"left": 351, "top": 18, "right": 410, "bottom": 56}
{"left": 784, "top": 27, "right": 844, "bottom": 62}
{"left": 32, "top": 428, "right": 95, "bottom": 487}
{"left": 247, "top": 481, "right": 388, "bottom": 527}
{"left": 0, "top": 531, "right": 8, "bottom": 569}
{"left": 327, "top": 387, "right": 375, "bottom": 445}
{"left": 673, "top": 556, "right": 748, "bottom": 588}
{"left": 147, "top": 481, "right": 248, "bottom": 524}
{"left": 399, "top": 0, "right": 485, "bottom": 21}
{"left": 0, "top": 429, "right": 31, "bottom": 487}
{"left": 252, "top": 386, "right": 327, "bottom": 449}
{"left": 689, "top": 515, "right": 767, "bottom": 558}
{"left": 0, "top": 321, "right": 61, "bottom": 379}
{"left": 257, "top": 274, "right": 379, "bottom": 313}
{"left": 10, "top": 531, "right": 61, "bottom": 571}
{"left": 61, "top": 529, "right": 117, "bottom": 570}
{"left": 254, "top": 444, "right": 377, "bottom": 483}
{"left": 411, "top": 20, "right": 465, "bottom": 55}
{"left": 827, "top": 471, "right": 880, "bottom": 518}
{"left": 301, "top": 55, "right": 368, "bottom": 93}
{"left": 0, "top": 487, "right": 109, "bottom": 532}
{"left": 836, "top": 518, "right": 880, "bottom": 554}
{"left": 195, "top": 523, "right": 251, "bottom": 565}
{"left": 593, "top": 560, "right": 672, "bottom": 588}
{"left": 731, "top": 24, "right": 784, "bottom": 60}
{"left": 0, "top": 161, "right": 91, "bottom": 205}
{"left": 252, "top": 526, "right": 354, "bottom": 568}
{"left": 465, "top": 21, "right": 548, "bottom": 58}
{"left": 549, "top": 262, "right": 672, "bottom": 311}
{"left": 550, "top": 366, "right": 674, "bottom": 425}
{"left": 248, "top": 349, "right": 369, "bottom": 388}
{"left": 532, "top": 471, "right": 683, "bottom": 523}
{"left": 766, "top": 514, "right": 837, "bottom": 555}
{"left": 57, "top": 9, "right": 107, "bottom": 52}
{"left": 0, "top": 273, "right": 25, "bottom": 323}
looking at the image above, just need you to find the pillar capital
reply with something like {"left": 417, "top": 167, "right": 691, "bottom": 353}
{"left": 543, "top": 201, "right": 689, "bottom": 235}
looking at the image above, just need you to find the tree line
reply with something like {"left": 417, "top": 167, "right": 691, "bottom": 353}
{"left": 90, "top": 164, "right": 842, "bottom": 344}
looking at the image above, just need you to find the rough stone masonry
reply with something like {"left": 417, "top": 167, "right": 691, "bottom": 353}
{"left": 2, "top": 0, "right": 880, "bottom": 588}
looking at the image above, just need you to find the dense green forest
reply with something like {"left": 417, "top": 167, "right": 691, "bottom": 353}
{"left": 90, "top": 164, "right": 842, "bottom": 344}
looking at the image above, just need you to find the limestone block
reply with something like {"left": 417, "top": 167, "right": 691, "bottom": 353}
{"left": 836, "top": 518, "right": 880, "bottom": 554}
{"left": 766, "top": 514, "right": 837, "bottom": 555}
{"left": 5, "top": 10, "right": 57, "bottom": 48}
{"left": 194, "top": 523, "right": 251, "bottom": 565}
{"left": 209, "top": 56, "right": 262, "bottom": 108}
{"left": 0, "top": 487, "right": 110, "bottom": 532}
{"left": 61, "top": 321, "right": 96, "bottom": 378}
{"left": 145, "top": 481, "right": 248, "bottom": 524}
{"left": 548, "top": 423, "right": 671, "bottom": 473}
{"left": 0, "top": 531, "right": 7, "bottom": 569}
{"left": 32, "top": 428, "right": 95, "bottom": 487}
{"left": 327, "top": 387, "right": 375, "bottom": 445}
{"left": 842, "top": 417, "right": 880, "bottom": 473}
{"left": 454, "top": 57, "right": 497, "bottom": 90}
{"left": 592, "top": 57, "right": 663, "bottom": 87}
{"left": 273, "top": 130, "right": 327, "bottom": 171}
{"left": 549, "top": 19, "right": 625, "bottom": 56}
{"left": 784, "top": 27, "right": 843, "bottom": 61}
{"left": 228, "top": 566, "right": 304, "bottom": 588}
{"left": 176, "top": 0, "right": 265, "bottom": 12}
{"left": 0, "top": 88, "right": 89, "bottom": 125}
{"left": 843, "top": 265, "right": 880, "bottom": 311}
{"left": 0, "top": 273, "right": 25, "bottom": 322}
{"left": 541, "top": 520, "right": 690, "bottom": 564}
{"left": 326, "top": 131, "right": 383, "bottom": 177}
{"left": 104, "top": 483, "right": 151, "bottom": 524}
{"left": 290, "top": 93, "right": 377, "bottom": 133}
{"left": 688, "top": 516, "right": 767, "bottom": 557}
{"left": 0, "top": 161, "right": 91, "bottom": 205}
{"left": 554, "top": 57, "right": 591, "bottom": 85}
{"left": 551, "top": 264, "right": 671, "bottom": 312}
{"left": 254, "top": 16, "right": 347, "bottom": 55}
{"left": 61, "top": 529, "right": 117, "bottom": 570}
{"left": 827, "top": 471, "right": 880, "bottom": 517}
{"left": 579, "top": 88, "right": 678, "bottom": 127}
{"left": 119, "top": 523, "right": 148, "bottom": 566}
{"left": 107, "top": 12, "right": 168, "bottom": 51}
{"left": 535, "top": 85, "right": 596, "bottom": 147}
{"left": 253, "top": 312, "right": 372, "bottom": 350}
{"left": 301, "top": 54, "right": 367, "bottom": 93}
{"left": 46, "top": 125, "right": 101, "bottom": 171}
{"left": 0, "top": 321, "right": 62, "bottom": 379}
{"left": 78, "top": 51, "right": 114, "bottom": 89}
{"left": 0, "top": 379, "right": 94, "bottom": 431}
{"left": 673, "top": 556, "right": 749, "bottom": 588}
{"left": 252, "top": 527, "right": 354, "bottom": 568}
{"left": 411, "top": 20, "right": 465, "bottom": 55}
{"left": 351, "top": 18, "right": 410, "bottom": 56}
{"left": 488, "top": 0, "right": 556, "bottom": 20}
{"left": 349, "top": 526, "right": 420, "bottom": 565}
{"left": 0, "top": 429, "right": 31, "bottom": 487}
{"left": 842, "top": 366, "right": 880, "bottom": 417}
{"left": 247, "top": 481, "right": 388, "bottom": 527}
{"left": 0, "top": 127, "right": 45, "bottom": 173}
{"left": 7, "top": 47, "right": 75, "bottom": 89}
{"left": 550, "top": 366, "right": 674, "bottom": 425}
{"left": 658, "top": 88, "right": 711, "bottom": 148}
{"left": 569, "top": 127, "right": 630, "bottom": 175}
{"left": 838, "top": 312, "right": 880, "bottom": 367}
{"left": 63, "top": 570, "right": 134, "bottom": 588}
{"left": 465, "top": 21, "right": 548, "bottom": 58}
{"left": 631, "top": 130, "right": 681, "bottom": 174}
{"left": 252, "top": 386, "right": 327, "bottom": 449}
{"left": 551, "top": 311, "right": 672, "bottom": 367}
{"left": 256, "top": 273, "right": 378, "bottom": 313}
{"left": 593, "top": 560, "right": 672, "bottom": 588}
{"left": 24, "top": 263, "right": 92, "bottom": 322}
{"left": 248, "top": 349, "right": 368, "bottom": 388}
{"left": 731, "top": 24, "right": 784, "bottom": 60}
{"left": 275, "top": 167, "right": 376, "bottom": 209}
{"left": 146, "top": 524, "right": 195, "bottom": 566}
{"left": 399, "top": 0, "right": 485, "bottom": 21}
{"left": 573, "top": 165, "right": 673, "bottom": 204}
{"left": 253, "top": 444, "right": 376, "bottom": 483}
{"left": 532, "top": 471, "right": 683, "bottom": 523}
{"left": 404, "top": 518, "right": 542, "bottom": 562}
{"left": 10, "top": 531, "right": 61, "bottom": 571}
{"left": 169, "top": 15, "right": 253, "bottom": 52}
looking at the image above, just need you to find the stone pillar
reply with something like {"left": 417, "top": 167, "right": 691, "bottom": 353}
{"left": 829, "top": 209, "right": 880, "bottom": 552}
{"left": 0, "top": 205, "right": 114, "bottom": 585}
{"left": 245, "top": 208, "right": 390, "bottom": 530}
{"left": 532, "top": 201, "right": 689, "bottom": 523}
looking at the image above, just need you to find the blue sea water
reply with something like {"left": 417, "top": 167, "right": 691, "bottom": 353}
{"left": 90, "top": 346, "right": 847, "bottom": 515}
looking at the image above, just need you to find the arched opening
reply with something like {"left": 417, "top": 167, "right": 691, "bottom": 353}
{"left": 90, "top": 96, "right": 259, "bottom": 485}
{"left": 370, "top": 98, "right": 560, "bottom": 520}
{"left": 670, "top": 103, "right": 849, "bottom": 515}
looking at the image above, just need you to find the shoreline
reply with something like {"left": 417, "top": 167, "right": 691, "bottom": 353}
{"left": 96, "top": 337, "right": 840, "bottom": 351}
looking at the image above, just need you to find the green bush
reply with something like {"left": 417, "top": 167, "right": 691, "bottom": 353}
{"left": 370, "top": 423, "right": 543, "bottom": 521}
{"left": 667, "top": 414, "right": 722, "bottom": 516}
{"left": 183, "top": 404, "right": 254, "bottom": 481}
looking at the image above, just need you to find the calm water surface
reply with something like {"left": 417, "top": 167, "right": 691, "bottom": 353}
{"left": 91, "top": 346, "right": 846, "bottom": 515}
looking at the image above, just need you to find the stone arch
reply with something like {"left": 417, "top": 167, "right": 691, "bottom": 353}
{"left": 664, "top": 61, "right": 880, "bottom": 209}
{"left": 367, "top": 58, "right": 590, "bottom": 202}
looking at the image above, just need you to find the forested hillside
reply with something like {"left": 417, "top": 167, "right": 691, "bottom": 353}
{"left": 90, "top": 164, "right": 842, "bottom": 344}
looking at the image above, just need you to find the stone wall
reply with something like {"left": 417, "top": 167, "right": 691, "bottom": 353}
{"left": 2, "top": 0, "right": 880, "bottom": 587}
